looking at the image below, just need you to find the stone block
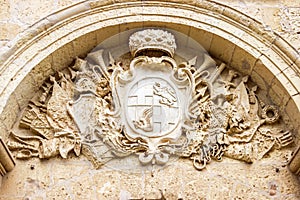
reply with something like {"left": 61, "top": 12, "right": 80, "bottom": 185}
{"left": 295, "top": 57, "right": 300, "bottom": 68}
{"left": 0, "top": 0, "right": 10, "bottom": 20}
{"left": 51, "top": 42, "right": 75, "bottom": 71}
{"left": 285, "top": 94, "right": 300, "bottom": 130}
{"left": 93, "top": 169, "right": 120, "bottom": 199}
{"left": 209, "top": 34, "right": 235, "bottom": 64}
{"left": 189, "top": 27, "right": 213, "bottom": 51}
{"left": 181, "top": 168, "right": 212, "bottom": 199}
{"left": 57, "top": 0, "right": 84, "bottom": 8}
{"left": 271, "top": 73, "right": 297, "bottom": 102}
{"left": 29, "top": 55, "right": 54, "bottom": 88}
{"left": 231, "top": 182, "right": 270, "bottom": 199}
{"left": 155, "top": 165, "right": 184, "bottom": 199}
{"left": 0, "top": 160, "right": 32, "bottom": 197}
{"left": 10, "top": 0, "right": 55, "bottom": 26}
{"left": 268, "top": 88, "right": 285, "bottom": 112}
{"left": 250, "top": 70, "right": 268, "bottom": 92}
{"left": 282, "top": 64, "right": 300, "bottom": 93}
{"left": 89, "top": 0, "right": 114, "bottom": 8}
{"left": 272, "top": 72, "right": 298, "bottom": 103}
{"left": 12, "top": 75, "right": 38, "bottom": 110}
{"left": 230, "top": 45, "right": 258, "bottom": 75}
{"left": 144, "top": 170, "right": 164, "bottom": 199}
{"left": 119, "top": 171, "right": 143, "bottom": 199}
{"left": 263, "top": 47, "right": 291, "bottom": 72}
{"left": 261, "top": 7, "right": 281, "bottom": 30}
{"left": 0, "top": 94, "right": 20, "bottom": 132}
{"left": 0, "top": 121, "right": 8, "bottom": 141}
{"left": 253, "top": 55, "right": 280, "bottom": 87}
{"left": 271, "top": 70, "right": 299, "bottom": 98}
{"left": 0, "top": 23, "right": 21, "bottom": 41}
{"left": 0, "top": 62, "right": 20, "bottom": 95}
{"left": 73, "top": 32, "right": 97, "bottom": 59}
{"left": 69, "top": 174, "right": 97, "bottom": 199}
{"left": 274, "top": 36, "right": 299, "bottom": 64}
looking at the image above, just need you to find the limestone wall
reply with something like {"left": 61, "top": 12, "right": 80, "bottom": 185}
{"left": 0, "top": 1, "right": 300, "bottom": 200}
{"left": 0, "top": 0, "right": 81, "bottom": 55}
{"left": 1, "top": 0, "right": 300, "bottom": 55}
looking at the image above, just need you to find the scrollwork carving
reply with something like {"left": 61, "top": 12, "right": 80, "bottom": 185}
{"left": 8, "top": 29, "right": 294, "bottom": 171}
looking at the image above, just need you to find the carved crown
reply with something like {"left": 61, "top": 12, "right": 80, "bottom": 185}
{"left": 129, "top": 29, "right": 177, "bottom": 58}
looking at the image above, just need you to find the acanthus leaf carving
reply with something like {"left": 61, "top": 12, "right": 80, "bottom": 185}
{"left": 8, "top": 29, "right": 295, "bottom": 171}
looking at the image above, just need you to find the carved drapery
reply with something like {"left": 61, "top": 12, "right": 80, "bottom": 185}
{"left": 7, "top": 29, "right": 295, "bottom": 171}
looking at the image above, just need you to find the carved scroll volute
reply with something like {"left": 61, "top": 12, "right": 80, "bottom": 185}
{"left": 7, "top": 29, "right": 294, "bottom": 171}
{"left": 111, "top": 53, "right": 194, "bottom": 165}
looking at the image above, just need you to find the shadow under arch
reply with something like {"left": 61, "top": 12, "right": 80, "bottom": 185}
{"left": 0, "top": 0, "right": 299, "bottom": 173}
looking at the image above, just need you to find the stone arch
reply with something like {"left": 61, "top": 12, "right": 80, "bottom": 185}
{"left": 0, "top": 0, "right": 300, "bottom": 195}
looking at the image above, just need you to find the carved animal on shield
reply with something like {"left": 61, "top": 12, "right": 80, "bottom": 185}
{"left": 153, "top": 82, "right": 176, "bottom": 106}
{"left": 7, "top": 28, "right": 294, "bottom": 171}
{"left": 133, "top": 106, "right": 153, "bottom": 132}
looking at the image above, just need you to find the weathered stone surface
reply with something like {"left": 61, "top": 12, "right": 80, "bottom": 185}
{"left": 0, "top": 1, "right": 300, "bottom": 199}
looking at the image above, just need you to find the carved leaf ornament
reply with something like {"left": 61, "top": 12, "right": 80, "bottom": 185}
{"left": 8, "top": 29, "right": 294, "bottom": 170}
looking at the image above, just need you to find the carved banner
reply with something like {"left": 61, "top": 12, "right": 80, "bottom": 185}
{"left": 8, "top": 29, "right": 294, "bottom": 170}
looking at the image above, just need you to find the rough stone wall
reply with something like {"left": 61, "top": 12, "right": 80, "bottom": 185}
{"left": 214, "top": 0, "right": 300, "bottom": 53}
{"left": 1, "top": 0, "right": 300, "bottom": 54}
{"left": 0, "top": 0, "right": 82, "bottom": 55}
{"left": 0, "top": 156, "right": 299, "bottom": 199}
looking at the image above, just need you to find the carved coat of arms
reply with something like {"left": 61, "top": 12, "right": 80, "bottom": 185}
{"left": 8, "top": 29, "right": 294, "bottom": 170}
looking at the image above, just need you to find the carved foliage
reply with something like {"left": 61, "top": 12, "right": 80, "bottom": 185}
{"left": 8, "top": 30, "right": 294, "bottom": 171}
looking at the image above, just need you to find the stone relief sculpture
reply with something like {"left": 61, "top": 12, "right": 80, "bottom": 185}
{"left": 8, "top": 71, "right": 81, "bottom": 159}
{"left": 8, "top": 29, "right": 294, "bottom": 170}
